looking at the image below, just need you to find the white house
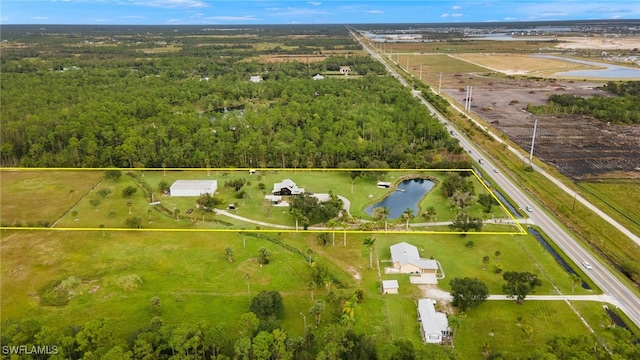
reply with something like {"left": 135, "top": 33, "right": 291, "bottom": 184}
{"left": 417, "top": 299, "right": 450, "bottom": 344}
{"left": 272, "top": 179, "right": 305, "bottom": 196}
{"left": 390, "top": 242, "right": 439, "bottom": 275}
{"left": 312, "top": 74, "right": 325, "bottom": 80}
{"left": 170, "top": 180, "right": 217, "bottom": 197}
{"left": 381, "top": 280, "right": 399, "bottom": 294}
{"left": 249, "top": 75, "right": 262, "bottom": 83}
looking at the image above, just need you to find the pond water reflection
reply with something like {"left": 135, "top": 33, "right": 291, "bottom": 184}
{"left": 365, "top": 178, "right": 435, "bottom": 219}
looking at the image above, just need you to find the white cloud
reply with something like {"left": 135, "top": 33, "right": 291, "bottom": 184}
{"left": 204, "top": 15, "right": 260, "bottom": 22}
{"left": 540, "top": 12, "right": 567, "bottom": 17}
{"left": 1, "top": 16, "right": 9, "bottom": 22}
{"left": 130, "top": 0, "right": 207, "bottom": 8}
{"left": 167, "top": 18, "right": 183, "bottom": 22}
{"left": 452, "top": 6, "right": 461, "bottom": 10}
{"left": 441, "top": 13, "right": 463, "bottom": 18}
{"left": 31, "top": 16, "right": 49, "bottom": 20}
{"left": 366, "top": 10, "right": 383, "bottom": 14}
{"left": 265, "top": 7, "right": 327, "bottom": 17}
{"left": 307, "top": 1, "right": 321, "bottom": 5}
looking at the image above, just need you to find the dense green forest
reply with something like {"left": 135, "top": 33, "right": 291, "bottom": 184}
{"left": 3, "top": 315, "right": 636, "bottom": 360}
{"left": 526, "top": 81, "right": 640, "bottom": 125}
{"left": 0, "top": 25, "right": 465, "bottom": 169}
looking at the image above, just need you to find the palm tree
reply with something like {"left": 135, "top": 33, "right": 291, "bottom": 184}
{"left": 326, "top": 218, "right": 338, "bottom": 246}
{"left": 341, "top": 296, "right": 357, "bottom": 329}
{"left": 307, "top": 281, "right": 316, "bottom": 301}
{"left": 421, "top": 206, "right": 437, "bottom": 228}
{"left": 150, "top": 296, "right": 161, "bottom": 314}
{"left": 341, "top": 218, "right": 349, "bottom": 246}
{"left": 306, "top": 248, "right": 314, "bottom": 266}
{"left": 225, "top": 247, "right": 234, "bottom": 262}
{"left": 323, "top": 276, "right": 333, "bottom": 293}
{"left": 482, "top": 255, "right": 490, "bottom": 270}
{"left": 363, "top": 236, "right": 376, "bottom": 269}
{"left": 448, "top": 314, "right": 464, "bottom": 341}
{"left": 309, "top": 300, "right": 325, "bottom": 326}
{"left": 373, "top": 206, "right": 390, "bottom": 232}
{"left": 402, "top": 208, "right": 414, "bottom": 231}
{"left": 290, "top": 208, "right": 303, "bottom": 232}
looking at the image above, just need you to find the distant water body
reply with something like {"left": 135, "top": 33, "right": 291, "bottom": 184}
{"left": 533, "top": 54, "right": 640, "bottom": 80}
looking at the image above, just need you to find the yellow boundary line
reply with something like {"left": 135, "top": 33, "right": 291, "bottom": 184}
{"left": 0, "top": 167, "right": 527, "bottom": 235}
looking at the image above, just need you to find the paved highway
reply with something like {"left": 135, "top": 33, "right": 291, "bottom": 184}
{"left": 351, "top": 29, "right": 640, "bottom": 328}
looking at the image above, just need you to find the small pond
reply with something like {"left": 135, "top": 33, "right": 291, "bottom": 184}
{"left": 365, "top": 178, "right": 435, "bottom": 219}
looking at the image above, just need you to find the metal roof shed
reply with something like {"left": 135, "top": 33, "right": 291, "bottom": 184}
{"left": 170, "top": 180, "right": 217, "bottom": 197}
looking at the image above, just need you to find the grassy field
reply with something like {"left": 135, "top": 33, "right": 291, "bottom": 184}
{"left": 1, "top": 169, "right": 617, "bottom": 357}
{"left": 452, "top": 53, "right": 597, "bottom": 76}
{"left": 578, "top": 180, "right": 640, "bottom": 238}
{"left": 455, "top": 300, "right": 593, "bottom": 359}
{"left": 0, "top": 226, "right": 602, "bottom": 348}
{"left": 0, "top": 170, "right": 104, "bottom": 226}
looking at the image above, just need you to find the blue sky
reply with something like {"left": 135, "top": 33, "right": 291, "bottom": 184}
{"left": 1, "top": 1, "right": 638, "bottom": 25}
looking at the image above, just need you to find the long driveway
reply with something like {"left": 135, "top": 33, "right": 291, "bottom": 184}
{"left": 350, "top": 29, "right": 640, "bottom": 328}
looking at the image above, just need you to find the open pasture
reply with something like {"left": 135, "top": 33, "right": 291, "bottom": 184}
{"left": 1, "top": 222, "right": 600, "bottom": 350}
{"left": 0, "top": 170, "right": 103, "bottom": 226}
{"left": 452, "top": 53, "right": 598, "bottom": 76}
{"left": 377, "top": 39, "right": 559, "bottom": 54}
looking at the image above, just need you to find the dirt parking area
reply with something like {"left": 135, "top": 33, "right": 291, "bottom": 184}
{"left": 441, "top": 75, "right": 640, "bottom": 180}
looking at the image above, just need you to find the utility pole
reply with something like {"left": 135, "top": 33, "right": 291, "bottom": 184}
{"left": 300, "top": 312, "right": 307, "bottom": 329}
{"left": 529, "top": 119, "right": 538, "bottom": 165}
{"left": 438, "top": 72, "right": 442, "bottom": 94}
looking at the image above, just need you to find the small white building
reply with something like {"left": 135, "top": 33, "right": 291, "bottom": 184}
{"left": 312, "top": 74, "right": 325, "bottom": 80}
{"left": 381, "top": 280, "right": 399, "bottom": 294}
{"left": 249, "top": 75, "right": 262, "bottom": 83}
{"left": 170, "top": 180, "right": 217, "bottom": 197}
{"left": 417, "top": 299, "right": 449, "bottom": 344}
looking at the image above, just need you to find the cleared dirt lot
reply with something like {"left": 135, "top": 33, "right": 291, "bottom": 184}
{"left": 441, "top": 75, "right": 640, "bottom": 180}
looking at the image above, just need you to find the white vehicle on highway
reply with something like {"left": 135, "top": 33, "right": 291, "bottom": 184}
{"left": 582, "top": 262, "right": 593, "bottom": 270}
{"left": 525, "top": 206, "right": 533, "bottom": 212}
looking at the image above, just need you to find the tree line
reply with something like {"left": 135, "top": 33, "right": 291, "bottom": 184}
{"left": 526, "top": 81, "right": 640, "bottom": 125}
{"left": 1, "top": 52, "right": 465, "bottom": 169}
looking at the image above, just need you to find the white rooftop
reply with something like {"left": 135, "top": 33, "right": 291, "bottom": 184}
{"left": 382, "top": 280, "right": 399, "bottom": 289}
{"left": 390, "top": 242, "right": 438, "bottom": 270}
{"left": 418, "top": 298, "right": 449, "bottom": 343}
{"left": 170, "top": 180, "right": 217, "bottom": 189}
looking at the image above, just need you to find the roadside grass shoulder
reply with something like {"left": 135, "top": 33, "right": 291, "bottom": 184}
{"left": 578, "top": 180, "right": 640, "bottom": 239}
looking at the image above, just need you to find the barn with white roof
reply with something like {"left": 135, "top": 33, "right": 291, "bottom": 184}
{"left": 170, "top": 180, "right": 217, "bottom": 197}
